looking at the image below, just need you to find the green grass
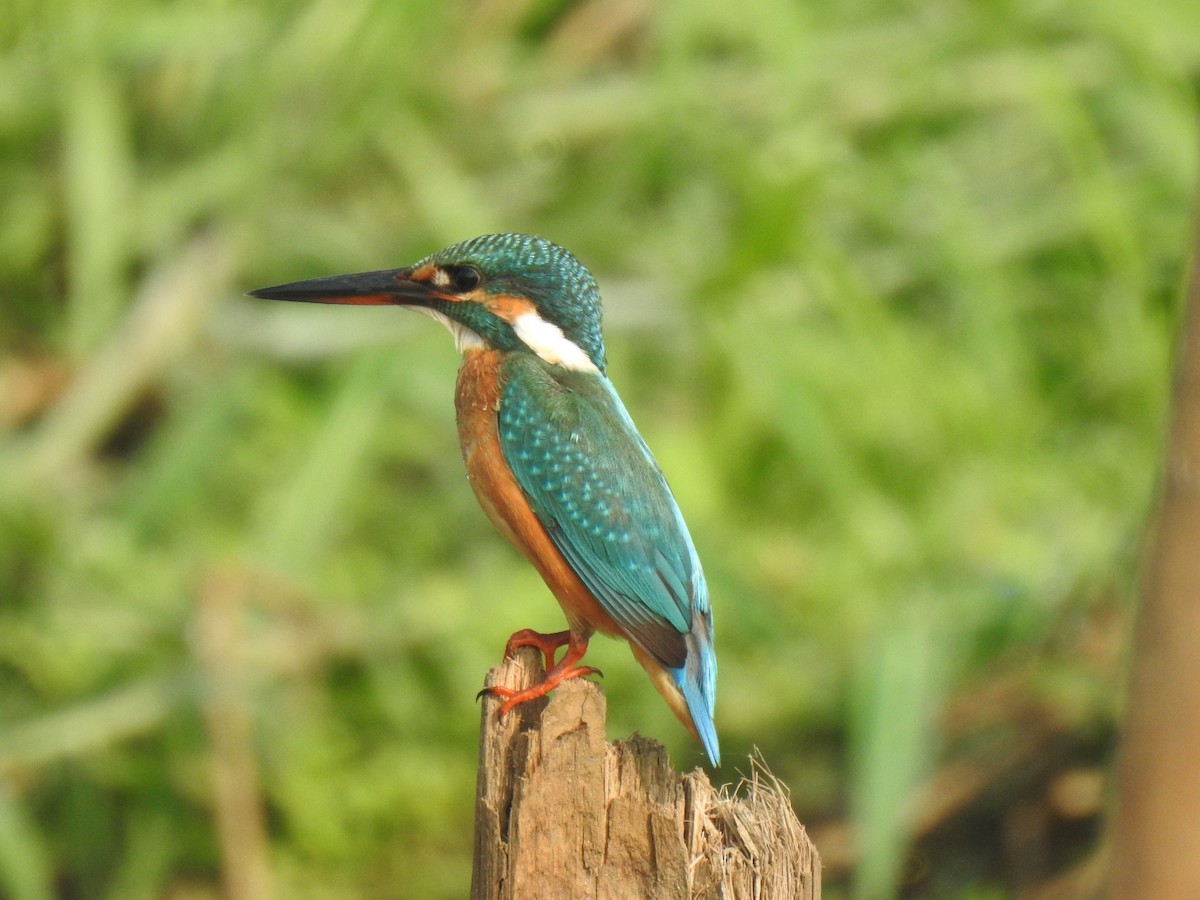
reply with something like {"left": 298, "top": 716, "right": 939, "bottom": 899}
{"left": 2, "top": 0, "right": 1198, "bottom": 896}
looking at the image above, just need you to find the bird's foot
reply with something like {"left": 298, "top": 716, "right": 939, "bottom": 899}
{"left": 480, "top": 630, "right": 601, "bottom": 717}
{"left": 503, "top": 628, "right": 572, "bottom": 671}
{"left": 483, "top": 663, "right": 603, "bottom": 718}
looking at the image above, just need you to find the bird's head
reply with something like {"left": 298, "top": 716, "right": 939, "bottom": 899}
{"left": 250, "top": 233, "right": 606, "bottom": 374}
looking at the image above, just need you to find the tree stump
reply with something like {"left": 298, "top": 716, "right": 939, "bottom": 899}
{"left": 471, "top": 648, "right": 821, "bottom": 899}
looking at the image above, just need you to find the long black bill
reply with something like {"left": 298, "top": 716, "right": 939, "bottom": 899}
{"left": 248, "top": 268, "right": 434, "bottom": 306}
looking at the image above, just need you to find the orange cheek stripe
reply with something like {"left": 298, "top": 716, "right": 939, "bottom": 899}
{"left": 481, "top": 294, "right": 536, "bottom": 323}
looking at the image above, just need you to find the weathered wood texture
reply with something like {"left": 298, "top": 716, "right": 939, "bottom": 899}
{"left": 471, "top": 649, "right": 820, "bottom": 899}
{"left": 1105, "top": 203, "right": 1200, "bottom": 897}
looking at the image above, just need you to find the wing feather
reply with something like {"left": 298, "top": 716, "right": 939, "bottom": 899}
{"left": 497, "top": 356, "right": 701, "bottom": 669}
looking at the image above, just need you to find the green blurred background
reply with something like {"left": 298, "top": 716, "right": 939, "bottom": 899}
{"left": 2, "top": 0, "right": 1198, "bottom": 897}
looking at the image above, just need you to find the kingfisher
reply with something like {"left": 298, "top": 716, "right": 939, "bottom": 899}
{"left": 250, "top": 234, "right": 718, "bottom": 765}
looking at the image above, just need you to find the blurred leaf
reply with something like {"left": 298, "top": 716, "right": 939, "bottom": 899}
{"left": 61, "top": 59, "right": 133, "bottom": 356}
{"left": 0, "top": 781, "right": 53, "bottom": 900}
{"left": 850, "top": 607, "right": 943, "bottom": 900}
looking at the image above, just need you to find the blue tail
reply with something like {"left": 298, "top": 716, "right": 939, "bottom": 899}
{"left": 677, "top": 625, "right": 719, "bottom": 766}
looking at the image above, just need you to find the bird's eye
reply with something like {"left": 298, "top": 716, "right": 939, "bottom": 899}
{"left": 449, "top": 266, "right": 481, "bottom": 292}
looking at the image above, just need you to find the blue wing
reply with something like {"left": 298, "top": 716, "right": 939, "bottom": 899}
{"left": 497, "top": 354, "right": 718, "bottom": 763}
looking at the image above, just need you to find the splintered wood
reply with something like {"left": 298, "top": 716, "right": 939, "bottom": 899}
{"left": 471, "top": 649, "right": 820, "bottom": 899}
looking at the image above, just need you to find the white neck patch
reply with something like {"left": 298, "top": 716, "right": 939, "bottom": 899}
{"left": 512, "top": 311, "right": 600, "bottom": 373}
{"left": 414, "top": 307, "right": 485, "bottom": 354}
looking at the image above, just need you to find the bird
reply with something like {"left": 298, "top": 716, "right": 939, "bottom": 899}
{"left": 250, "top": 233, "right": 718, "bottom": 765}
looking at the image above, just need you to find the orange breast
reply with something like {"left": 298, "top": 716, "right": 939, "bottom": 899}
{"left": 455, "top": 350, "right": 623, "bottom": 639}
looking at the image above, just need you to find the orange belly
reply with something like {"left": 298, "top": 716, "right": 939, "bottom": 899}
{"left": 455, "top": 350, "right": 623, "bottom": 639}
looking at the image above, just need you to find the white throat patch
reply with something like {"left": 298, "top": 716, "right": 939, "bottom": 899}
{"left": 414, "top": 307, "right": 485, "bottom": 354}
{"left": 512, "top": 311, "right": 600, "bottom": 373}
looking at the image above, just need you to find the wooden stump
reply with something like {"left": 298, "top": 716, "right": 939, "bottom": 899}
{"left": 471, "top": 648, "right": 821, "bottom": 899}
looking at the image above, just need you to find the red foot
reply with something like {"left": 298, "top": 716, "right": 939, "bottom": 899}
{"left": 504, "top": 628, "right": 571, "bottom": 671}
{"left": 482, "top": 630, "right": 601, "bottom": 718}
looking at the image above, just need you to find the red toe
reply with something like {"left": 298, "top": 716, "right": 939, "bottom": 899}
{"left": 484, "top": 630, "right": 596, "bottom": 717}
{"left": 503, "top": 628, "right": 571, "bottom": 671}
